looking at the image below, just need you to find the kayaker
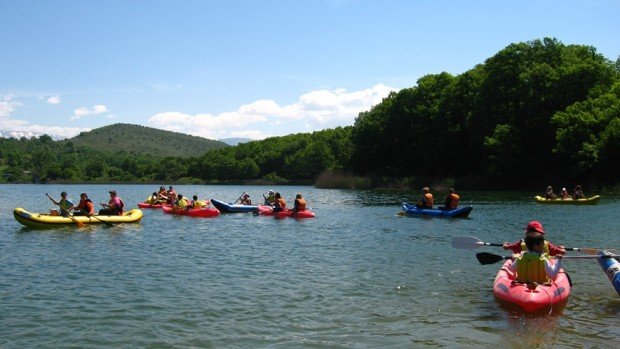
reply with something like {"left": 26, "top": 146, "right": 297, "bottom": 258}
{"left": 273, "top": 192, "right": 286, "bottom": 212}
{"left": 508, "top": 234, "right": 563, "bottom": 284}
{"left": 191, "top": 195, "right": 210, "bottom": 208}
{"left": 502, "top": 221, "right": 566, "bottom": 256}
{"left": 239, "top": 192, "right": 252, "bottom": 205}
{"left": 174, "top": 194, "right": 190, "bottom": 209}
{"left": 416, "top": 187, "right": 433, "bottom": 209}
{"left": 560, "top": 187, "right": 570, "bottom": 199}
{"left": 293, "top": 193, "right": 306, "bottom": 212}
{"left": 145, "top": 192, "right": 159, "bottom": 204}
{"left": 263, "top": 190, "right": 275, "bottom": 205}
{"left": 442, "top": 188, "right": 460, "bottom": 210}
{"left": 73, "top": 192, "right": 95, "bottom": 216}
{"left": 157, "top": 186, "right": 168, "bottom": 202}
{"left": 99, "top": 190, "right": 125, "bottom": 215}
{"left": 545, "top": 186, "right": 557, "bottom": 199}
{"left": 167, "top": 186, "right": 178, "bottom": 204}
{"left": 572, "top": 185, "right": 585, "bottom": 199}
{"left": 51, "top": 191, "right": 75, "bottom": 217}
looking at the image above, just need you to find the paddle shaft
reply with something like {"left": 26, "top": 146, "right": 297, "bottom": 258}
{"left": 81, "top": 210, "right": 113, "bottom": 227}
{"left": 452, "top": 236, "right": 607, "bottom": 255}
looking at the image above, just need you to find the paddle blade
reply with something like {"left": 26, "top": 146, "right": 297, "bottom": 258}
{"left": 476, "top": 252, "right": 508, "bottom": 265}
{"left": 395, "top": 211, "right": 406, "bottom": 216}
{"left": 75, "top": 219, "right": 86, "bottom": 228}
{"left": 451, "top": 236, "right": 483, "bottom": 249}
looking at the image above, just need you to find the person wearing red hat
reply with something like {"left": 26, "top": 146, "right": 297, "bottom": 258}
{"left": 502, "top": 220, "right": 566, "bottom": 256}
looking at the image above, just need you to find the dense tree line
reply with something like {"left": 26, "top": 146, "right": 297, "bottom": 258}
{"left": 1, "top": 38, "right": 618, "bottom": 188}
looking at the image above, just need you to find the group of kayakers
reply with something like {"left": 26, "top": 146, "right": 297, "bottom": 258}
{"left": 545, "top": 184, "right": 585, "bottom": 200}
{"left": 144, "top": 185, "right": 211, "bottom": 210}
{"left": 49, "top": 190, "right": 124, "bottom": 216}
{"left": 415, "top": 186, "right": 460, "bottom": 210}
{"left": 244, "top": 189, "right": 307, "bottom": 212}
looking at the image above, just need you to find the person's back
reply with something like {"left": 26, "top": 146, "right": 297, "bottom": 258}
{"left": 293, "top": 194, "right": 306, "bottom": 212}
{"left": 573, "top": 185, "right": 584, "bottom": 199}
{"left": 444, "top": 188, "right": 459, "bottom": 210}
{"left": 417, "top": 187, "right": 433, "bottom": 209}
{"left": 273, "top": 193, "right": 286, "bottom": 212}
{"left": 509, "top": 234, "right": 562, "bottom": 284}
{"left": 503, "top": 220, "right": 566, "bottom": 256}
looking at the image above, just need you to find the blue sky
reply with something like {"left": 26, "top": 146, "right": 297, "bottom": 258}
{"left": 1, "top": 0, "right": 618, "bottom": 140}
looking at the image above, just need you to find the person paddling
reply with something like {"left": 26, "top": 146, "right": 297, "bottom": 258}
{"left": 73, "top": 192, "right": 95, "bottom": 216}
{"left": 99, "top": 190, "right": 125, "bottom": 215}
{"left": 503, "top": 221, "right": 566, "bottom": 256}
{"left": 50, "top": 191, "right": 75, "bottom": 217}
{"left": 416, "top": 187, "right": 433, "bottom": 209}
{"left": 508, "top": 234, "right": 563, "bottom": 285}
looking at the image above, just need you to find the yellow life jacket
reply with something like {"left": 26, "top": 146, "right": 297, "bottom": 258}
{"left": 516, "top": 252, "right": 550, "bottom": 283}
{"left": 520, "top": 240, "right": 549, "bottom": 254}
{"left": 192, "top": 200, "right": 205, "bottom": 209}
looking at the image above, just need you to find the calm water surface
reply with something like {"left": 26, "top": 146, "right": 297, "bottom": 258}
{"left": 1, "top": 184, "right": 619, "bottom": 348}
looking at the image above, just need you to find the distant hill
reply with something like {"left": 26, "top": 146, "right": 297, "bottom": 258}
{"left": 64, "top": 123, "right": 228, "bottom": 158}
{"left": 218, "top": 137, "right": 253, "bottom": 146}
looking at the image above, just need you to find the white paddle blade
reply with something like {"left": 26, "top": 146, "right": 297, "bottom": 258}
{"left": 451, "top": 236, "right": 484, "bottom": 249}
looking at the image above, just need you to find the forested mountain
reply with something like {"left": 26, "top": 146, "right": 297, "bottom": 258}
{"left": 66, "top": 123, "right": 228, "bottom": 158}
{"left": 0, "top": 38, "right": 618, "bottom": 188}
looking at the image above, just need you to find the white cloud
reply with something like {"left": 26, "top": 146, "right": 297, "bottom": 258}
{"left": 148, "top": 83, "right": 396, "bottom": 140}
{"left": 71, "top": 104, "right": 109, "bottom": 120}
{"left": 47, "top": 96, "right": 61, "bottom": 104}
{"left": 1, "top": 95, "right": 21, "bottom": 118}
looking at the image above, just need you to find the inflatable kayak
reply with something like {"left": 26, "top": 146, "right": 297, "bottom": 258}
{"left": 257, "top": 205, "right": 316, "bottom": 218}
{"left": 13, "top": 207, "right": 143, "bottom": 229}
{"left": 493, "top": 260, "right": 571, "bottom": 313}
{"left": 162, "top": 205, "right": 220, "bottom": 218}
{"left": 210, "top": 198, "right": 259, "bottom": 213}
{"left": 137, "top": 202, "right": 164, "bottom": 209}
{"left": 598, "top": 250, "right": 620, "bottom": 296}
{"left": 534, "top": 195, "right": 600, "bottom": 205}
{"left": 401, "top": 203, "right": 473, "bottom": 218}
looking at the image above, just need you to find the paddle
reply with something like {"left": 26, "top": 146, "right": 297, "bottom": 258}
{"left": 232, "top": 193, "right": 244, "bottom": 204}
{"left": 80, "top": 210, "right": 113, "bottom": 227}
{"left": 46, "top": 193, "right": 85, "bottom": 228}
{"left": 452, "top": 236, "right": 612, "bottom": 255}
{"left": 476, "top": 252, "right": 620, "bottom": 265}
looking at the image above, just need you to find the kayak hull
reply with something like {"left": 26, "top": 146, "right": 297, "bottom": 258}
{"left": 210, "top": 199, "right": 259, "bottom": 213}
{"left": 257, "top": 205, "right": 316, "bottom": 218}
{"left": 534, "top": 195, "right": 600, "bottom": 205}
{"left": 401, "top": 203, "right": 473, "bottom": 218}
{"left": 597, "top": 250, "right": 620, "bottom": 296}
{"left": 13, "top": 207, "right": 143, "bottom": 229}
{"left": 493, "top": 260, "right": 571, "bottom": 313}
{"left": 162, "top": 205, "right": 220, "bottom": 218}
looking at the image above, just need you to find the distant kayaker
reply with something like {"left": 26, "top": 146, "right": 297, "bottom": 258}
{"left": 572, "top": 185, "right": 585, "bottom": 199}
{"left": 273, "top": 192, "right": 286, "bottom": 212}
{"left": 508, "top": 234, "right": 563, "bottom": 285}
{"left": 239, "top": 192, "right": 252, "bottom": 205}
{"left": 191, "top": 195, "right": 210, "bottom": 208}
{"left": 157, "top": 186, "right": 168, "bottom": 201}
{"left": 99, "top": 190, "right": 125, "bottom": 215}
{"left": 560, "top": 187, "right": 570, "bottom": 199}
{"left": 545, "top": 186, "right": 557, "bottom": 199}
{"left": 442, "top": 188, "right": 460, "bottom": 210}
{"left": 167, "top": 186, "right": 178, "bottom": 204}
{"left": 173, "top": 194, "right": 190, "bottom": 209}
{"left": 145, "top": 192, "right": 159, "bottom": 204}
{"left": 416, "top": 187, "right": 433, "bottom": 209}
{"left": 263, "top": 190, "right": 275, "bottom": 205}
{"left": 73, "top": 193, "right": 95, "bottom": 216}
{"left": 502, "top": 221, "right": 566, "bottom": 256}
{"left": 293, "top": 193, "right": 306, "bottom": 212}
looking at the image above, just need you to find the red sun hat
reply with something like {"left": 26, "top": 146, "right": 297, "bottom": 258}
{"left": 524, "top": 220, "right": 545, "bottom": 234}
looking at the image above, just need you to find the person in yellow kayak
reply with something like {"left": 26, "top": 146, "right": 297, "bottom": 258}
{"left": 503, "top": 221, "right": 566, "bottom": 256}
{"left": 99, "top": 190, "right": 125, "bottom": 215}
{"left": 416, "top": 187, "right": 433, "bottom": 209}
{"left": 73, "top": 192, "right": 95, "bottom": 216}
{"left": 545, "top": 186, "right": 557, "bottom": 199}
{"left": 508, "top": 234, "right": 563, "bottom": 285}
{"left": 572, "top": 185, "right": 585, "bottom": 199}
{"left": 50, "top": 191, "right": 75, "bottom": 217}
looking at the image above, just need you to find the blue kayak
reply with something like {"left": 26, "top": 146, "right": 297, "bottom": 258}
{"left": 210, "top": 199, "right": 259, "bottom": 213}
{"left": 401, "top": 203, "right": 473, "bottom": 218}
{"left": 598, "top": 250, "right": 620, "bottom": 296}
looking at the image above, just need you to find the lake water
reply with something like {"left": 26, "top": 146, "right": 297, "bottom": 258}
{"left": 1, "top": 184, "right": 619, "bottom": 348}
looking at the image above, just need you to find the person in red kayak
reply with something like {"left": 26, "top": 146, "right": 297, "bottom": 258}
{"left": 503, "top": 221, "right": 566, "bottom": 256}
{"left": 508, "top": 233, "right": 563, "bottom": 284}
{"left": 273, "top": 192, "right": 286, "bottom": 212}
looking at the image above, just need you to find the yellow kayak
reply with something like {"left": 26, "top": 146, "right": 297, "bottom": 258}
{"left": 13, "top": 207, "right": 143, "bottom": 229}
{"left": 534, "top": 195, "right": 600, "bottom": 205}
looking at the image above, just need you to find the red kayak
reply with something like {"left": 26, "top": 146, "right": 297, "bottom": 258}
{"left": 137, "top": 202, "right": 164, "bottom": 209}
{"left": 162, "top": 205, "right": 220, "bottom": 218}
{"left": 493, "top": 260, "right": 571, "bottom": 313}
{"left": 257, "top": 205, "right": 316, "bottom": 218}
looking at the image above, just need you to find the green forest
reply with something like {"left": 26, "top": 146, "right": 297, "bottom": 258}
{"left": 1, "top": 38, "right": 619, "bottom": 189}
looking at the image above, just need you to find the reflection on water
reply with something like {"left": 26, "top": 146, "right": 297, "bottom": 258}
{"left": 0, "top": 184, "right": 618, "bottom": 347}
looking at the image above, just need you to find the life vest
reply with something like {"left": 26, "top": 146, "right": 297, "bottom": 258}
{"left": 520, "top": 240, "right": 550, "bottom": 254}
{"left": 515, "top": 252, "right": 551, "bottom": 283}
{"left": 295, "top": 198, "right": 306, "bottom": 211}
{"left": 192, "top": 200, "right": 205, "bottom": 209}
{"left": 423, "top": 193, "right": 433, "bottom": 208}
{"left": 78, "top": 199, "right": 94, "bottom": 215}
{"left": 175, "top": 198, "right": 189, "bottom": 209}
